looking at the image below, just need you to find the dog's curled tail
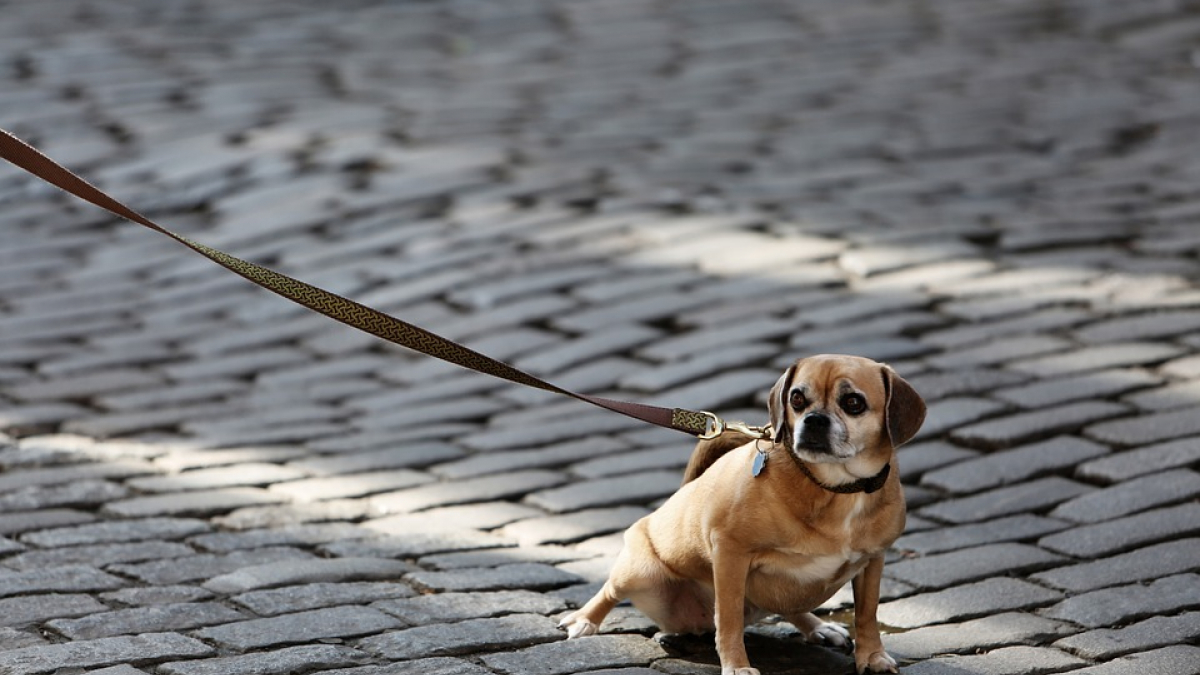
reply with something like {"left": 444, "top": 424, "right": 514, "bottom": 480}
{"left": 681, "top": 430, "right": 760, "bottom": 485}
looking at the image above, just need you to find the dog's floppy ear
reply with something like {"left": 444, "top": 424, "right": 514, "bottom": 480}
{"left": 768, "top": 363, "right": 797, "bottom": 445}
{"left": 882, "top": 365, "right": 926, "bottom": 447}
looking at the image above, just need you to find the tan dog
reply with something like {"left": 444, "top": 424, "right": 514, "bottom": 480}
{"left": 559, "top": 355, "right": 926, "bottom": 674}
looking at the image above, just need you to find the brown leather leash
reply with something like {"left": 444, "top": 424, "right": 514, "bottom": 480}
{"left": 0, "top": 127, "right": 768, "bottom": 441}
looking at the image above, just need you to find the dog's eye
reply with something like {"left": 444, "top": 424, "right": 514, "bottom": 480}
{"left": 840, "top": 393, "right": 867, "bottom": 416}
{"left": 789, "top": 389, "right": 808, "bottom": 410}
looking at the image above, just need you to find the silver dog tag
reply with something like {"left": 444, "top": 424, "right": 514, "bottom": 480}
{"left": 752, "top": 449, "right": 767, "bottom": 477}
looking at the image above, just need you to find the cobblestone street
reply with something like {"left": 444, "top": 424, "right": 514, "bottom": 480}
{"left": 2, "top": 1, "right": 1200, "bottom": 673}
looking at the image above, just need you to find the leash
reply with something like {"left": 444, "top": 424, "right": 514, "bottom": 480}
{"left": 0, "top": 127, "right": 769, "bottom": 441}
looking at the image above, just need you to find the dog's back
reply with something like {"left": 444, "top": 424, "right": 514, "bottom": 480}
{"left": 681, "top": 430, "right": 758, "bottom": 485}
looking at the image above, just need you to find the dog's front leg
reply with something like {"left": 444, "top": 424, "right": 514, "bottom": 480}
{"left": 711, "top": 538, "right": 757, "bottom": 675}
{"left": 852, "top": 555, "right": 898, "bottom": 674}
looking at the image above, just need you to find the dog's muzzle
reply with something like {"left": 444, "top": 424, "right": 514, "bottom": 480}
{"left": 797, "top": 412, "right": 833, "bottom": 453}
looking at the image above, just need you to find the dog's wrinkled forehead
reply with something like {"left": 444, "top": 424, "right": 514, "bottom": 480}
{"left": 789, "top": 355, "right": 886, "bottom": 405}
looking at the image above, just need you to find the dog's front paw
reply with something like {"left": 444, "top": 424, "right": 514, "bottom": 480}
{"left": 721, "top": 668, "right": 760, "bottom": 675}
{"left": 804, "top": 621, "right": 851, "bottom": 652}
{"left": 856, "top": 650, "right": 898, "bottom": 674}
{"left": 557, "top": 612, "right": 598, "bottom": 639}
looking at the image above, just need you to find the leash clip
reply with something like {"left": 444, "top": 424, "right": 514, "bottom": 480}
{"left": 698, "top": 411, "right": 772, "bottom": 441}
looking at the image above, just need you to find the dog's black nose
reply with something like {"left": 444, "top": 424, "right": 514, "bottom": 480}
{"left": 803, "top": 412, "right": 830, "bottom": 430}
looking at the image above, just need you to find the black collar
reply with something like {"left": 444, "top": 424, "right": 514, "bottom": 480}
{"left": 796, "top": 460, "right": 891, "bottom": 494}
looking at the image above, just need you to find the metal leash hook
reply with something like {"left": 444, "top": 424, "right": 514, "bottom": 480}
{"left": 698, "top": 411, "right": 773, "bottom": 441}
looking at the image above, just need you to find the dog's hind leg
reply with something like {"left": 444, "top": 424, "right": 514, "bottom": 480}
{"left": 559, "top": 518, "right": 672, "bottom": 639}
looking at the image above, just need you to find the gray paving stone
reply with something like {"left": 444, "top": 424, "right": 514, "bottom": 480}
{"left": 157, "top": 645, "right": 367, "bottom": 675}
{"left": 459, "top": 414, "right": 645, "bottom": 452}
{"left": 516, "top": 325, "right": 663, "bottom": 375}
{"left": 432, "top": 437, "right": 628, "bottom": 480}
{"left": 914, "top": 397, "right": 1008, "bottom": 441}
{"left": 993, "top": 368, "right": 1160, "bottom": 409}
{"left": 232, "top": 582, "right": 415, "bottom": 616}
{"left": 1009, "top": 342, "right": 1186, "bottom": 377}
{"left": 1125, "top": 379, "right": 1200, "bottom": 411}
{"left": 0, "top": 508, "right": 96, "bottom": 536}
{"left": 111, "top": 547, "right": 314, "bottom": 585}
{"left": 501, "top": 507, "right": 649, "bottom": 547}
{"left": 193, "top": 606, "right": 402, "bottom": 650}
{"left": 188, "top": 523, "right": 372, "bottom": 552}
{"left": 1042, "top": 573, "right": 1200, "bottom": 628}
{"left": 1039, "top": 502, "right": 1200, "bottom": 557}
{"left": 1062, "top": 644, "right": 1200, "bottom": 675}
{"left": 921, "top": 436, "right": 1109, "bottom": 493}
{"left": 481, "top": 634, "right": 669, "bottom": 675}
{"left": 1086, "top": 406, "right": 1200, "bottom": 446}
{"left": 287, "top": 443, "right": 464, "bottom": 475}
{"left": 84, "top": 665, "right": 146, "bottom": 675}
{"left": 359, "top": 613, "right": 562, "bottom": 659}
{"left": 321, "top": 528, "right": 509, "bottom": 560}
{"left": 369, "top": 470, "right": 568, "bottom": 513}
{"left": 375, "top": 501, "right": 542, "bottom": 531}
{"left": 374, "top": 590, "right": 566, "bottom": 625}
{"left": 877, "top": 578, "right": 1062, "bottom": 629}
{"left": 0, "top": 628, "right": 44, "bottom": 651}
{"left": 0, "top": 480, "right": 129, "bottom": 512}
{"left": 1075, "top": 310, "right": 1200, "bottom": 343}
{"left": 571, "top": 447, "right": 690, "bottom": 479}
{"left": 1054, "top": 612, "right": 1200, "bottom": 661}
{"left": 267, "top": 469, "right": 433, "bottom": 501}
{"left": 126, "top": 464, "right": 308, "bottom": 493}
{"left": 619, "top": 343, "right": 778, "bottom": 392}
{"left": 407, "top": 563, "right": 582, "bottom": 593}
{"left": 893, "top": 516, "right": 1069, "bottom": 556}
{"left": 0, "top": 565, "right": 126, "bottom": 599}
{"left": 1049, "top": 469, "right": 1200, "bottom": 523}
{"left": 153, "top": 447, "right": 309, "bottom": 473}
{"left": 101, "top": 488, "right": 288, "bottom": 518}
{"left": 925, "top": 335, "right": 1071, "bottom": 369}
{"left": 1031, "top": 538, "right": 1200, "bottom": 592}
{"left": 0, "top": 633, "right": 213, "bottom": 675}
{"left": 527, "top": 471, "right": 680, "bottom": 513}
{"left": 901, "top": 645, "right": 1086, "bottom": 675}
{"left": 321, "top": 658, "right": 490, "bottom": 675}
{"left": 203, "top": 557, "right": 414, "bottom": 594}
{"left": 0, "top": 461, "right": 157, "bottom": 494}
{"left": 1076, "top": 436, "right": 1200, "bottom": 483}
{"left": 7, "top": 368, "right": 166, "bottom": 403}
{"left": 885, "top": 612, "right": 1073, "bottom": 660}
{"left": 3, "top": 541, "right": 194, "bottom": 571}
{"left": 212, "top": 501, "right": 373, "bottom": 530}
{"left": 0, "top": 594, "right": 109, "bottom": 628}
{"left": 895, "top": 441, "right": 980, "bottom": 482}
{"left": 420, "top": 545, "right": 593, "bottom": 571}
{"left": 47, "top": 602, "right": 245, "bottom": 640}
{"left": 949, "top": 401, "right": 1129, "bottom": 449}
{"left": 885, "top": 543, "right": 1066, "bottom": 591}
{"left": 99, "top": 586, "right": 214, "bottom": 607}
{"left": 918, "top": 476, "right": 1094, "bottom": 524}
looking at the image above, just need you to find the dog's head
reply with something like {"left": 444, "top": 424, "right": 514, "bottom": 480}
{"left": 768, "top": 355, "right": 925, "bottom": 466}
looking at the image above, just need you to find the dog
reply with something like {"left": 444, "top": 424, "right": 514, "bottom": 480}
{"left": 559, "top": 354, "right": 926, "bottom": 674}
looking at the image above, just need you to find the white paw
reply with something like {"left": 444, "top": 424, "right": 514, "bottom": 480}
{"left": 857, "top": 650, "right": 898, "bottom": 674}
{"left": 805, "top": 621, "right": 851, "bottom": 650}
{"left": 557, "top": 613, "right": 598, "bottom": 639}
{"left": 721, "top": 668, "right": 760, "bottom": 675}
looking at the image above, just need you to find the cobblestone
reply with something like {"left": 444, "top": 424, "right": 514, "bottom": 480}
{"left": 0, "top": 633, "right": 213, "bottom": 675}
{"left": 1054, "top": 612, "right": 1200, "bottom": 661}
{"left": 4, "top": 2, "right": 1200, "bottom": 673}
{"left": 1031, "top": 538, "right": 1200, "bottom": 592}
{"left": 359, "top": 614, "right": 561, "bottom": 659}
{"left": 47, "top": 602, "right": 245, "bottom": 640}
{"left": 885, "top": 612, "right": 1072, "bottom": 661}
{"left": 0, "top": 594, "right": 109, "bottom": 628}
{"left": 1042, "top": 573, "right": 1200, "bottom": 629}
{"left": 373, "top": 590, "right": 566, "bottom": 625}
{"left": 193, "top": 606, "right": 402, "bottom": 651}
